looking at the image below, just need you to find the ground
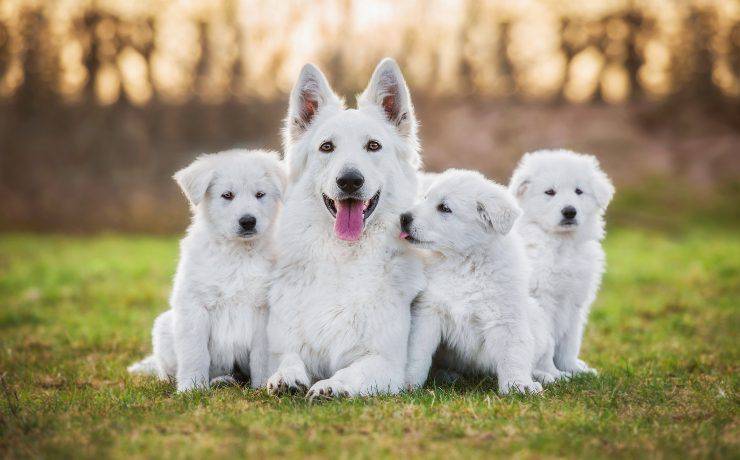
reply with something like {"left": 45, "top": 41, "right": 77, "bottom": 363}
{"left": 0, "top": 191, "right": 738, "bottom": 458}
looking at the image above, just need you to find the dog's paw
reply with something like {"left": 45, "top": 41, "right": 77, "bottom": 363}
{"left": 532, "top": 369, "right": 556, "bottom": 385}
{"left": 265, "top": 368, "right": 309, "bottom": 396}
{"left": 306, "top": 379, "right": 351, "bottom": 402}
{"left": 209, "top": 375, "right": 239, "bottom": 388}
{"left": 560, "top": 359, "right": 598, "bottom": 377}
{"left": 176, "top": 378, "right": 209, "bottom": 393}
{"left": 499, "top": 379, "right": 543, "bottom": 395}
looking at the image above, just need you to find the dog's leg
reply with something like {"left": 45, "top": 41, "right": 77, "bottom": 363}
{"left": 248, "top": 307, "right": 270, "bottom": 388}
{"left": 554, "top": 315, "right": 597, "bottom": 376}
{"left": 307, "top": 354, "right": 404, "bottom": 400}
{"left": 483, "top": 320, "right": 543, "bottom": 395}
{"left": 405, "top": 309, "right": 441, "bottom": 390}
{"left": 173, "top": 307, "right": 211, "bottom": 393}
{"left": 266, "top": 352, "right": 310, "bottom": 395}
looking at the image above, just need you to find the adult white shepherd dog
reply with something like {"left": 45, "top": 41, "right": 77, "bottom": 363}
{"left": 265, "top": 58, "right": 425, "bottom": 399}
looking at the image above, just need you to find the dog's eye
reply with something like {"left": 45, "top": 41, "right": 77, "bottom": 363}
{"left": 221, "top": 191, "right": 234, "bottom": 200}
{"left": 437, "top": 203, "right": 452, "bottom": 213}
{"left": 319, "top": 141, "right": 334, "bottom": 153}
{"left": 255, "top": 191, "right": 265, "bottom": 199}
{"left": 575, "top": 188, "right": 583, "bottom": 195}
{"left": 545, "top": 189, "right": 556, "bottom": 196}
{"left": 366, "top": 140, "right": 382, "bottom": 152}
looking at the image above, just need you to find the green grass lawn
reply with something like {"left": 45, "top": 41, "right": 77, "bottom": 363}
{"left": 1, "top": 218, "right": 738, "bottom": 457}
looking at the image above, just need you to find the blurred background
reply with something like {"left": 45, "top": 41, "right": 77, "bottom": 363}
{"left": 0, "top": 0, "right": 738, "bottom": 233}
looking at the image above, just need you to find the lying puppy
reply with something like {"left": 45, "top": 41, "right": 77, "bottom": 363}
{"left": 401, "top": 169, "right": 548, "bottom": 394}
{"left": 509, "top": 149, "right": 614, "bottom": 376}
{"left": 128, "top": 149, "right": 286, "bottom": 392}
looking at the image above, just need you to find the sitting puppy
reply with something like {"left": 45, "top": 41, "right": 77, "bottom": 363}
{"left": 128, "top": 149, "right": 286, "bottom": 392}
{"left": 401, "top": 169, "right": 550, "bottom": 394}
{"left": 509, "top": 149, "right": 614, "bottom": 376}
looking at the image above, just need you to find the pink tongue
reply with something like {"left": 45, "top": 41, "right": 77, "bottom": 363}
{"left": 334, "top": 199, "right": 365, "bottom": 241}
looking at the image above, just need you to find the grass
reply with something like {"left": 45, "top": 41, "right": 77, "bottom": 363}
{"left": 1, "top": 196, "right": 738, "bottom": 458}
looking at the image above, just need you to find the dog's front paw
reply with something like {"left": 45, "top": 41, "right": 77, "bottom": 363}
{"left": 532, "top": 369, "right": 556, "bottom": 385}
{"left": 307, "top": 379, "right": 351, "bottom": 401}
{"left": 499, "top": 379, "right": 543, "bottom": 395}
{"left": 266, "top": 368, "right": 310, "bottom": 396}
{"left": 209, "top": 375, "right": 239, "bottom": 388}
{"left": 176, "top": 377, "right": 209, "bottom": 393}
{"left": 560, "top": 359, "right": 598, "bottom": 377}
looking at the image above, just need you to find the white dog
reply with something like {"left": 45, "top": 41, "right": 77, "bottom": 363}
{"left": 401, "top": 169, "right": 560, "bottom": 394}
{"left": 509, "top": 149, "right": 614, "bottom": 376}
{"left": 264, "top": 58, "right": 424, "bottom": 399}
{"left": 128, "top": 149, "right": 286, "bottom": 392}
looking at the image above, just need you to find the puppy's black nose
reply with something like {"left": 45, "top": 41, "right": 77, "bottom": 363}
{"left": 239, "top": 215, "right": 257, "bottom": 231}
{"left": 400, "top": 212, "right": 413, "bottom": 232}
{"left": 561, "top": 206, "right": 577, "bottom": 219}
{"left": 336, "top": 169, "right": 364, "bottom": 193}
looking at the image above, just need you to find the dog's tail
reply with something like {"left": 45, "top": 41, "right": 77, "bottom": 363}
{"left": 127, "top": 354, "right": 159, "bottom": 376}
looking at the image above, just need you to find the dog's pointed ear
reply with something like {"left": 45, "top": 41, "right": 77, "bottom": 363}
{"left": 588, "top": 156, "right": 615, "bottom": 209}
{"left": 285, "top": 64, "right": 341, "bottom": 144}
{"left": 173, "top": 155, "right": 215, "bottom": 207}
{"left": 477, "top": 185, "right": 522, "bottom": 235}
{"left": 360, "top": 58, "right": 418, "bottom": 140}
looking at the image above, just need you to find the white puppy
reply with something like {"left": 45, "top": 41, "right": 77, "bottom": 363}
{"left": 401, "top": 169, "right": 551, "bottom": 395}
{"left": 265, "top": 58, "right": 424, "bottom": 399}
{"left": 128, "top": 149, "right": 286, "bottom": 392}
{"left": 509, "top": 149, "right": 614, "bottom": 376}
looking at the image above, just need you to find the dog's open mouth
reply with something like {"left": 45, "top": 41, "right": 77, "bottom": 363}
{"left": 322, "top": 190, "right": 380, "bottom": 241}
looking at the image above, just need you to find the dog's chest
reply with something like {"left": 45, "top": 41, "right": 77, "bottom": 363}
{"left": 530, "top": 242, "right": 597, "bottom": 311}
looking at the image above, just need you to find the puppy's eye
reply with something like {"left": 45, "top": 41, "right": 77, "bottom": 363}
{"left": 545, "top": 189, "right": 556, "bottom": 196}
{"left": 437, "top": 203, "right": 452, "bottom": 213}
{"left": 221, "top": 191, "right": 234, "bottom": 200}
{"left": 575, "top": 188, "right": 583, "bottom": 195}
{"left": 366, "top": 140, "right": 382, "bottom": 152}
{"left": 255, "top": 191, "right": 265, "bottom": 199}
{"left": 319, "top": 141, "right": 334, "bottom": 153}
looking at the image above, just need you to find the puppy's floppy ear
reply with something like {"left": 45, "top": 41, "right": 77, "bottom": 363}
{"left": 477, "top": 184, "right": 522, "bottom": 235}
{"left": 266, "top": 156, "right": 288, "bottom": 200}
{"left": 359, "top": 58, "right": 420, "bottom": 166}
{"left": 588, "top": 156, "right": 615, "bottom": 209}
{"left": 508, "top": 153, "right": 532, "bottom": 200}
{"left": 173, "top": 155, "right": 215, "bottom": 207}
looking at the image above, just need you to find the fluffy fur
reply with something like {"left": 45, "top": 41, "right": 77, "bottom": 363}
{"left": 128, "top": 149, "right": 287, "bottom": 392}
{"left": 402, "top": 169, "right": 563, "bottom": 394}
{"left": 264, "top": 58, "right": 425, "bottom": 399}
{"left": 509, "top": 149, "right": 614, "bottom": 376}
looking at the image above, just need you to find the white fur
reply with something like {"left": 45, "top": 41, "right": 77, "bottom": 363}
{"left": 402, "top": 169, "right": 557, "bottom": 395}
{"left": 265, "top": 58, "right": 425, "bottom": 399}
{"left": 128, "top": 149, "right": 286, "bottom": 392}
{"left": 509, "top": 149, "right": 614, "bottom": 376}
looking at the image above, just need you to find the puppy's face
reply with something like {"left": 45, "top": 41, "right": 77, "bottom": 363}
{"left": 175, "top": 151, "right": 286, "bottom": 241}
{"left": 510, "top": 151, "right": 614, "bottom": 234}
{"left": 400, "top": 170, "right": 520, "bottom": 254}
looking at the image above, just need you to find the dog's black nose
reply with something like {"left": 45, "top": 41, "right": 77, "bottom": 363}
{"left": 239, "top": 215, "right": 257, "bottom": 231}
{"left": 400, "top": 212, "right": 413, "bottom": 232}
{"left": 336, "top": 169, "right": 364, "bottom": 194}
{"left": 561, "top": 206, "right": 577, "bottom": 219}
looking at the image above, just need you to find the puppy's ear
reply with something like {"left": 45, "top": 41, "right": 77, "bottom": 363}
{"left": 359, "top": 58, "right": 420, "bottom": 166}
{"left": 588, "top": 156, "right": 615, "bottom": 209}
{"left": 267, "top": 157, "right": 288, "bottom": 200}
{"left": 173, "top": 155, "right": 215, "bottom": 207}
{"left": 508, "top": 154, "right": 531, "bottom": 200}
{"left": 477, "top": 185, "right": 522, "bottom": 235}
